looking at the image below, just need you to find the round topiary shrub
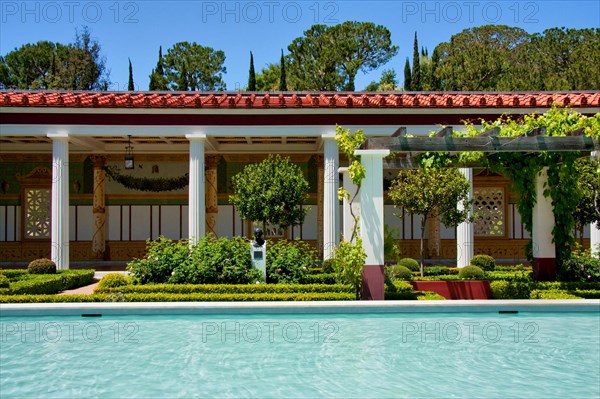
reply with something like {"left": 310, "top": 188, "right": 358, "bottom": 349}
{"left": 27, "top": 258, "right": 56, "bottom": 274}
{"left": 0, "top": 273, "right": 10, "bottom": 288}
{"left": 97, "top": 273, "right": 129, "bottom": 290}
{"left": 471, "top": 255, "right": 496, "bottom": 271}
{"left": 458, "top": 265, "right": 485, "bottom": 280}
{"left": 397, "top": 258, "right": 420, "bottom": 272}
{"left": 386, "top": 264, "right": 413, "bottom": 281}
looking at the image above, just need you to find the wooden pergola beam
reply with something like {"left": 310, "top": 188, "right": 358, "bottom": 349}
{"left": 362, "top": 135, "right": 599, "bottom": 152}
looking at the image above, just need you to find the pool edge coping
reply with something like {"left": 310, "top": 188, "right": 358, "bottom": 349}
{"left": 1, "top": 299, "right": 599, "bottom": 316}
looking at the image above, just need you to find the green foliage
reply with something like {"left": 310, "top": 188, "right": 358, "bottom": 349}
{"left": 383, "top": 225, "right": 398, "bottom": 261}
{"left": 27, "top": 258, "right": 56, "bottom": 274}
{"left": 104, "top": 165, "right": 188, "bottom": 192}
{"left": 490, "top": 281, "right": 532, "bottom": 299}
{"left": 0, "top": 274, "right": 9, "bottom": 288}
{"left": 300, "top": 273, "right": 337, "bottom": 285}
{"left": 127, "top": 237, "right": 190, "bottom": 284}
{"left": 97, "top": 273, "right": 129, "bottom": 291}
{"left": 397, "top": 258, "right": 420, "bottom": 272}
{"left": 486, "top": 270, "right": 533, "bottom": 282}
{"left": 470, "top": 255, "right": 496, "bottom": 272}
{"left": 412, "top": 32, "right": 421, "bottom": 90}
{"left": 286, "top": 22, "right": 398, "bottom": 91}
{"left": 560, "top": 247, "right": 600, "bottom": 282}
{"left": 529, "top": 289, "right": 582, "bottom": 300}
{"left": 335, "top": 125, "right": 367, "bottom": 240}
{"left": 149, "top": 46, "right": 168, "bottom": 90}
{"left": 127, "top": 58, "right": 134, "bottom": 91}
{"left": 331, "top": 238, "right": 367, "bottom": 299}
{"left": 229, "top": 154, "right": 310, "bottom": 230}
{"left": 279, "top": 49, "right": 287, "bottom": 90}
{"left": 0, "top": 270, "right": 94, "bottom": 295}
{"left": 385, "top": 280, "right": 418, "bottom": 299}
{"left": 458, "top": 265, "right": 485, "bottom": 280}
{"left": 416, "top": 291, "right": 446, "bottom": 300}
{"left": 422, "top": 266, "right": 451, "bottom": 276}
{"left": 95, "top": 283, "right": 352, "bottom": 295}
{"left": 168, "top": 236, "right": 260, "bottom": 285}
{"left": 389, "top": 167, "right": 472, "bottom": 275}
{"left": 248, "top": 51, "right": 256, "bottom": 91}
{"left": 403, "top": 58, "right": 412, "bottom": 90}
{"left": 573, "top": 158, "right": 600, "bottom": 239}
{"left": 385, "top": 265, "right": 413, "bottom": 282}
{"left": 0, "top": 292, "right": 354, "bottom": 303}
{"left": 255, "top": 63, "right": 281, "bottom": 91}
{"left": 321, "top": 259, "right": 335, "bottom": 273}
{"left": 0, "top": 27, "right": 110, "bottom": 90}
{"left": 163, "top": 41, "right": 226, "bottom": 90}
{"left": 266, "top": 239, "right": 317, "bottom": 284}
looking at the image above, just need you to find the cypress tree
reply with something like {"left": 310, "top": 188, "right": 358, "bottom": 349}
{"left": 404, "top": 58, "right": 412, "bottom": 91}
{"left": 430, "top": 47, "right": 441, "bottom": 90}
{"left": 128, "top": 58, "right": 134, "bottom": 91}
{"left": 279, "top": 49, "right": 287, "bottom": 91}
{"left": 412, "top": 32, "right": 421, "bottom": 90}
{"left": 248, "top": 51, "right": 256, "bottom": 91}
{"left": 149, "top": 46, "right": 168, "bottom": 91}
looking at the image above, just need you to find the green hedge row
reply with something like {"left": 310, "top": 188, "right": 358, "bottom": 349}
{"left": 0, "top": 270, "right": 95, "bottom": 295}
{"left": 94, "top": 283, "right": 352, "bottom": 295}
{"left": 491, "top": 280, "right": 600, "bottom": 299}
{"left": 0, "top": 292, "right": 354, "bottom": 303}
{"left": 300, "top": 273, "right": 337, "bottom": 284}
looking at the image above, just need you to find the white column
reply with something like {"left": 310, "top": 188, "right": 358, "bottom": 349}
{"left": 48, "top": 133, "right": 69, "bottom": 270}
{"left": 339, "top": 167, "right": 360, "bottom": 243}
{"left": 457, "top": 167, "right": 474, "bottom": 268}
{"left": 323, "top": 134, "right": 339, "bottom": 260}
{"left": 186, "top": 134, "right": 206, "bottom": 244}
{"left": 591, "top": 151, "right": 600, "bottom": 253}
{"left": 355, "top": 150, "right": 390, "bottom": 264}
{"left": 532, "top": 167, "right": 556, "bottom": 280}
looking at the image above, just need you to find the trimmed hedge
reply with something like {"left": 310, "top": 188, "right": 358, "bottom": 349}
{"left": 300, "top": 273, "right": 337, "bottom": 284}
{"left": 0, "top": 292, "right": 353, "bottom": 303}
{"left": 0, "top": 274, "right": 9, "bottom": 288}
{"left": 397, "top": 258, "right": 420, "bottom": 272}
{"left": 95, "top": 283, "right": 352, "bottom": 295}
{"left": 458, "top": 265, "right": 485, "bottom": 280}
{"left": 97, "top": 273, "right": 129, "bottom": 290}
{"left": 530, "top": 289, "right": 582, "bottom": 300}
{"left": 490, "top": 280, "right": 600, "bottom": 299}
{"left": 0, "top": 270, "right": 95, "bottom": 295}
{"left": 470, "top": 255, "right": 496, "bottom": 271}
{"left": 416, "top": 291, "right": 446, "bottom": 300}
{"left": 27, "top": 258, "right": 56, "bottom": 274}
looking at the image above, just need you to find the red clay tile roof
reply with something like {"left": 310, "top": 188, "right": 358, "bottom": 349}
{"left": 1, "top": 91, "right": 599, "bottom": 109}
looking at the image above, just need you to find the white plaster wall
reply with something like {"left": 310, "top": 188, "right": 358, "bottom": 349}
{"left": 160, "top": 206, "right": 181, "bottom": 239}
{"left": 0, "top": 206, "right": 18, "bottom": 241}
{"left": 130, "top": 206, "right": 151, "bottom": 240}
{"left": 75, "top": 206, "right": 93, "bottom": 241}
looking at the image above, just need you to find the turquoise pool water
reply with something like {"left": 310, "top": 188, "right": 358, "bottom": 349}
{"left": 1, "top": 312, "right": 599, "bottom": 398}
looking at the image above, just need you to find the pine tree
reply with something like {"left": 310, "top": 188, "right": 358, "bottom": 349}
{"left": 412, "top": 32, "right": 421, "bottom": 90}
{"left": 128, "top": 58, "right": 134, "bottom": 91}
{"left": 279, "top": 49, "right": 287, "bottom": 91}
{"left": 248, "top": 51, "right": 256, "bottom": 91}
{"left": 404, "top": 58, "right": 412, "bottom": 91}
{"left": 178, "top": 62, "right": 189, "bottom": 90}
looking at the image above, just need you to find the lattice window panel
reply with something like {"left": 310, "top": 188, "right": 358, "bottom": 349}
{"left": 474, "top": 187, "right": 505, "bottom": 236}
{"left": 24, "top": 188, "right": 51, "bottom": 238}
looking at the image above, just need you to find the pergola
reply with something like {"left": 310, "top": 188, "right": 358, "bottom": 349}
{"left": 354, "top": 126, "right": 599, "bottom": 299}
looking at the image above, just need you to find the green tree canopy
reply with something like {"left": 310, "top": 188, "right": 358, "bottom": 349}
{"left": 388, "top": 167, "right": 472, "bottom": 275}
{"left": 255, "top": 63, "right": 281, "bottom": 91}
{"left": 128, "top": 58, "right": 134, "bottom": 91}
{"left": 229, "top": 155, "right": 310, "bottom": 231}
{"left": 434, "top": 25, "right": 530, "bottom": 91}
{"left": 287, "top": 22, "right": 398, "bottom": 90}
{"left": 0, "top": 27, "right": 109, "bottom": 90}
{"left": 573, "top": 158, "right": 600, "bottom": 242}
{"left": 163, "top": 42, "right": 226, "bottom": 91}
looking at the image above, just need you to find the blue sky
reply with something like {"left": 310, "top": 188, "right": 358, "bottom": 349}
{"left": 1, "top": 0, "right": 599, "bottom": 91}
